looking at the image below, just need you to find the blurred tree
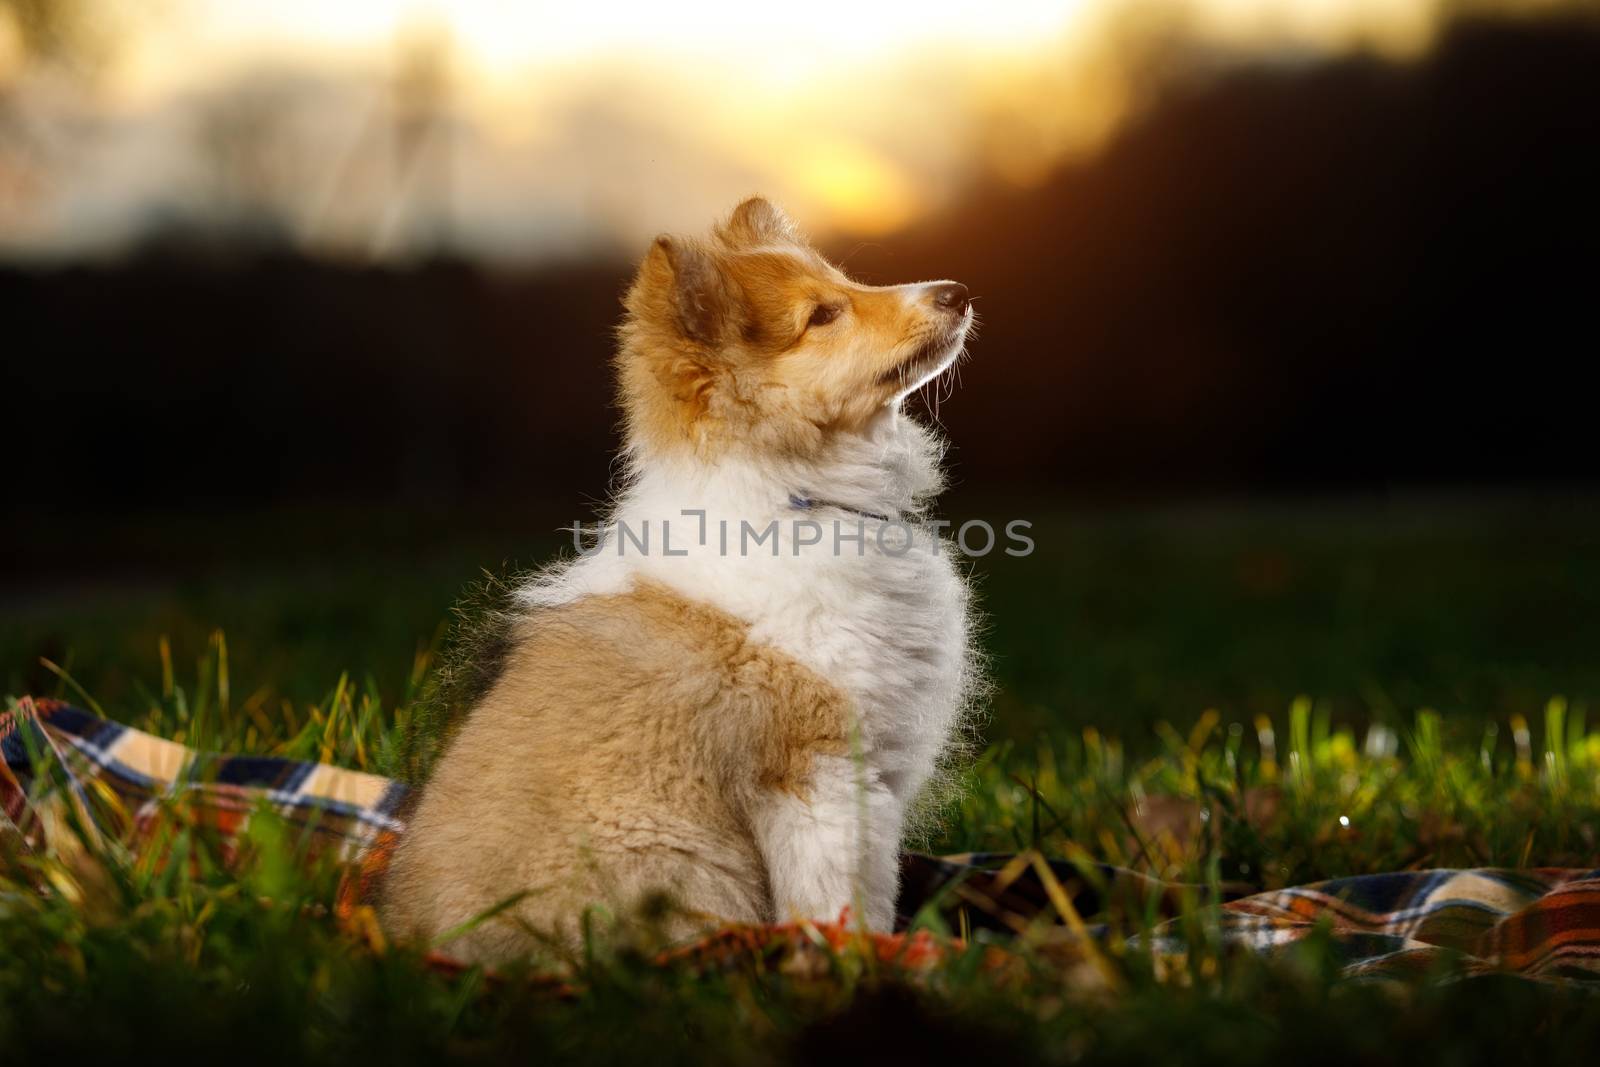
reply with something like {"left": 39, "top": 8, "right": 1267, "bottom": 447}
{"left": 189, "top": 81, "right": 302, "bottom": 252}
{"left": 0, "top": 1, "right": 163, "bottom": 229}
{"left": 379, "top": 21, "right": 456, "bottom": 260}
{"left": 0, "top": 0, "right": 145, "bottom": 75}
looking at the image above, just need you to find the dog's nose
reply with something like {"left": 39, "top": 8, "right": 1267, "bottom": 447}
{"left": 929, "top": 282, "right": 970, "bottom": 314}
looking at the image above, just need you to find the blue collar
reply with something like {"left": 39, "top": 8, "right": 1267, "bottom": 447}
{"left": 788, "top": 493, "right": 892, "bottom": 524}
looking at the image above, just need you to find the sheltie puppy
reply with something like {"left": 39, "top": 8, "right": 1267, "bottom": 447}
{"left": 381, "top": 197, "right": 981, "bottom": 962}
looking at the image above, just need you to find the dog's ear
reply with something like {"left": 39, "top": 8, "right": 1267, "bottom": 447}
{"left": 718, "top": 197, "right": 798, "bottom": 249}
{"left": 634, "top": 235, "right": 736, "bottom": 345}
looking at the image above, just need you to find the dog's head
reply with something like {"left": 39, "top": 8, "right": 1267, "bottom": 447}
{"left": 618, "top": 197, "right": 974, "bottom": 458}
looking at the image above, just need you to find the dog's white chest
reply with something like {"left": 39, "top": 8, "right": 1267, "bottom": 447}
{"left": 600, "top": 507, "right": 971, "bottom": 802}
{"left": 525, "top": 423, "right": 976, "bottom": 807}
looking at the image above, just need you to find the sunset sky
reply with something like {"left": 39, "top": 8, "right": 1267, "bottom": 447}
{"left": 0, "top": 0, "right": 1466, "bottom": 261}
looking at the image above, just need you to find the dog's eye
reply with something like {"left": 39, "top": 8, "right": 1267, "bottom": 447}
{"left": 807, "top": 304, "right": 841, "bottom": 328}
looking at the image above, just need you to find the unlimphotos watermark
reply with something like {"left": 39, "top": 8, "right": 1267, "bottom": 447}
{"left": 568, "top": 511, "right": 1035, "bottom": 559}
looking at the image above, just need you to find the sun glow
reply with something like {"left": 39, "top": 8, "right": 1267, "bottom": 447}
{"left": 2, "top": 0, "right": 1449, "bottom": 260}
{"left": 198, "top": 1, "right": 1095, "bottom": 69}
{"left": 791, "top": 141, "right": 922, "bottom": 236}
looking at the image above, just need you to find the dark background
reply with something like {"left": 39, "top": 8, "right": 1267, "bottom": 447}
{"left": 5, "top": 11, "right": 1596, "bottom": 531}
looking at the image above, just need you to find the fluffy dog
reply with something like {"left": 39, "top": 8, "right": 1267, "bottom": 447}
{"left": 381, "top": 198, "right": 980, "bottom": 961}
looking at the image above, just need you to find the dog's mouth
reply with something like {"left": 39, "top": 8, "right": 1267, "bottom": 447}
{"left": 878, "top": 317, "right": 972, "bottom": 389}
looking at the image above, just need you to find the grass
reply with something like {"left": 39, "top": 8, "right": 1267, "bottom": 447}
{"left": 4, "top": 496, "right": 1600, "bottom": 1062}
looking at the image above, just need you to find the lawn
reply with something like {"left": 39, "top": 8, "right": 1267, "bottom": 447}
{"left": 4, "top": 494, "right": 1599, "bottom": 1062}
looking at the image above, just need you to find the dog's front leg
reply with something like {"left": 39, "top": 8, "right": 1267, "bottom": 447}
{"left": 752, "top": 753, "right": 902, "bottom": 931}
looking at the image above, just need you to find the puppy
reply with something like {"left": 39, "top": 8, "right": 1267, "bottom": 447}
{"left": 381, "top": 198, "right": 980, "bottom": 962}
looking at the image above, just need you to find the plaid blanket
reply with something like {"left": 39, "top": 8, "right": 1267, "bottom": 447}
{"left": 5, "top": 697, "right": 1598, "bottom": 983}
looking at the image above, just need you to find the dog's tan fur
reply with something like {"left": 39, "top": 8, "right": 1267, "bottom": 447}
{"left": 381, "top": 581, "right": 851, "bottom": 960}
